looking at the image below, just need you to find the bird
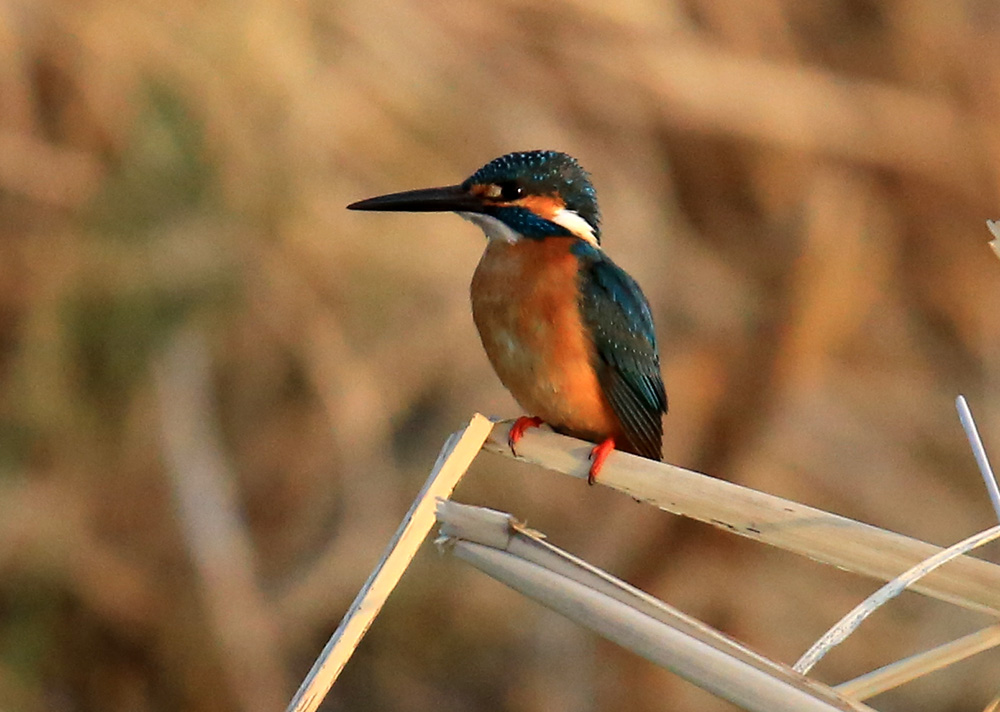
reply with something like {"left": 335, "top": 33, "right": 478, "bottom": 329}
{"left": 348, "top": 150, "right": 667, "bottom": 484}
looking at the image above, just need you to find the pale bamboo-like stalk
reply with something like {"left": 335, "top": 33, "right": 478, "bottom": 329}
{"left": 957, "top": 396, "right": 1000, "bottom": 523}
{"left": 983, "top": 691, "right": 1000, "bottom": 712}
{"left": 289, "top": 417, "right": 1000, "bottom": 710}
{"left": 802, "top": 397, "right": 1000, "bottom": 686}
{"left": 483, "top": 423, "right": 1000, "bottom": 616}
{"left": 794, "top": 524, "right": 1000, "bottom": 674}
{"left": 437, "top": 501, "right": 875, "bottom": 712}
{"left": 836, "top": 623, "right": 1000, "bottom": 700}
{"left": 987, "top": 219, "right": 1000, "bottom": 261}
{"left": 285, "top": 414, "right": 494, "bottom": 712}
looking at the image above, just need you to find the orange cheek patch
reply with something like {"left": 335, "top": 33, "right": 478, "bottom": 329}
{"left": 513, "top": 194, "right": 565, "bottom": 218}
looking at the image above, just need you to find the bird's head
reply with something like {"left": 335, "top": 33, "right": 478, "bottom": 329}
{"left": 348, "top": 150, "right": 601, "bottom": 245}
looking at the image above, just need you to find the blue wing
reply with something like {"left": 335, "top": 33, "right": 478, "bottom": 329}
{"left": 573, "top": 241, "right": 667, "bottom": 459}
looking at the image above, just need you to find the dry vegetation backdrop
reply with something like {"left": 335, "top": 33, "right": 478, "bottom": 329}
{"left": 2, "top": 1, "right": 1000, "bottom": 711}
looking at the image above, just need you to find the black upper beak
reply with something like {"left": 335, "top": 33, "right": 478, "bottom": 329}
{"left": 347, "top": 184, "right": 486, "bottom": 213}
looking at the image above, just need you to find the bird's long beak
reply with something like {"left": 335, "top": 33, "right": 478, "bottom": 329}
{"left": 347, "top": 184, "right": 486, "bottom": 213}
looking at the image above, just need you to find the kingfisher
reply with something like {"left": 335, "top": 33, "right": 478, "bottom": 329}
{"left": 348, "top": 151, "right": 667, "bottom": 483}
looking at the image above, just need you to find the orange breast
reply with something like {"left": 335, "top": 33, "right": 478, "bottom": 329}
{"left": 470, "top": 238, "right": 624, "bottom": 444}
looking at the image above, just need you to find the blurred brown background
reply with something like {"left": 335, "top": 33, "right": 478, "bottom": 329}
{"left": 2, "top": 0, "right": 1000, "bottom": 710}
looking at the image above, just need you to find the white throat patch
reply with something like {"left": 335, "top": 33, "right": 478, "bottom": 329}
{"left": 458, "top": 212, "right": 523, "bottom": 243}
{"left": 459, "top": 209, "right": 599, "bottom": 247}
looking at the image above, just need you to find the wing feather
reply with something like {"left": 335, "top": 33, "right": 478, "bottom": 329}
{"left": 573, "top": 242, "right": 667, "bottom": 460}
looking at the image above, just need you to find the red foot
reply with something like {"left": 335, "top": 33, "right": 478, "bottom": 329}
{"left": 588, "top": 438, "right": 616, "bottom": 485}
{"left": 508, "top": 416, "right": 544, "bottom": 456}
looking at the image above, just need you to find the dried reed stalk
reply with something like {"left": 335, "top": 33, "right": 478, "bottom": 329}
{"left": 836, "top": 623, "right": 1000, "bottom": 700}
{"left": 482, "top": 423, "right": 1000, "bottom": 617}
{"left": 285, "top": 413, "right": 494, "bottom": 712}
{"left": 437, "top": 500, "right": 876, "bottom": 712}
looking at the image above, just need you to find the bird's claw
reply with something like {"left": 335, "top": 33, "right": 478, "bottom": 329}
{"left": 587, "top": 438, "right": 616, "bottom": 485}
{"left": 508, "top": 416, "right": 544, "bottom": 456}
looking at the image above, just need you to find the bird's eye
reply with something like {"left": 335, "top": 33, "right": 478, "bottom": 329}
{"left": 497, "top": 181, "right": 523, "bottom": 201}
